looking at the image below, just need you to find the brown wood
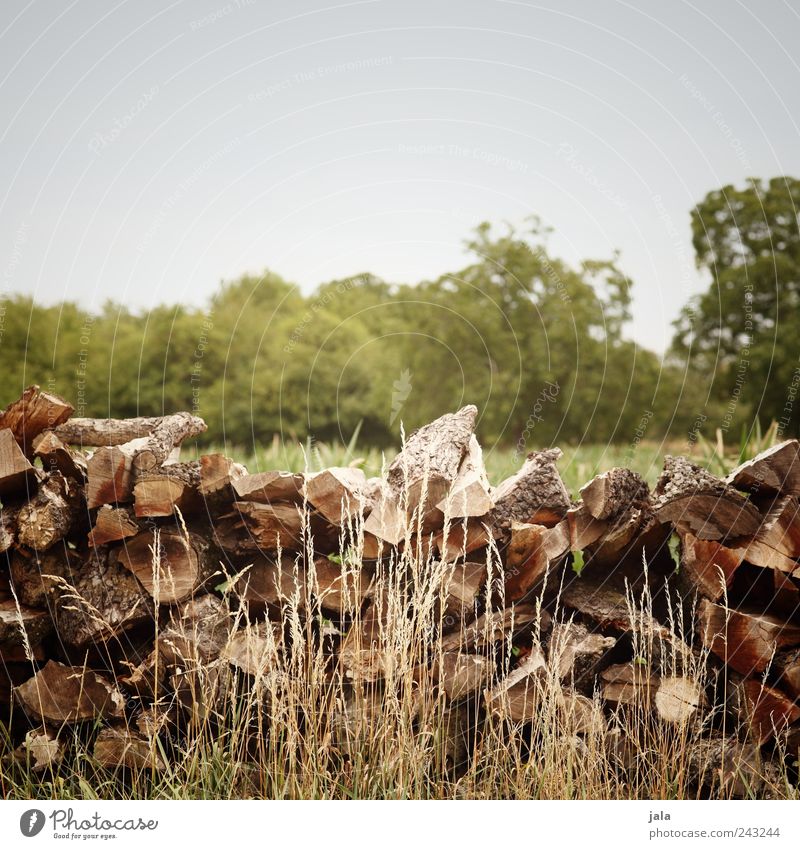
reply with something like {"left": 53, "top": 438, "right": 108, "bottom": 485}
{"left": 199, "top": 453, "right": 247, "bottom": 498}
{"left": 85, "top": 437, "right": 149, "bottom": 508}
{"left": 134, "top": 461, "right": 201, "bottom": 517}
{"left": 233, "top": 470, "right": 304, "bottom": 503}
{"left": 312, "top": 555, "right": 372, "bottom": 615}
{"left": 94, "top": 725, "right": 165, "bottom": 771}
{"left": 0, "top": 427, "right": 38, "bottom": 496}
{"left": 32, "top": 430, "right": 88, "bottom": 481}
{"left": 580, "top": 468, "right": 649, "bottom": 520}
{"left": 654, "top": 676, "right": 704, "bottom": 723}
{"left": 436, "top": 652, "right": 491, "bottom": 699}
{"left": 17, "top": 472, "right": 80, "bottom": 550}
{"left": 0, "top": 498, "right": 22, "bottom": 553}
{"left": 15, "top": 729, "right": 64, "bottom": 773}
{"left": 653, "top": 455, "right": 762, "bottom": 540}
{"left": 565, "top": 504, "right": 608, "bottom": 550}
{"left": 775, "top": 647, "right": 800, "bottom": 699}
{"left": 0, "top": 597, "right": 52, "bottom": 648}
{"left": 484, "top": 649, "right": 546, "bottom": 722}
{"left": 547, "top": 621, "right": 616, "bottom": 692}
{"left": 440, "top": 602, "right": 545, "bottom": 652}
{"left": 305, "top": 466, "right": 368, "bottom": 524}
{"left": 505, "top": 520, "right": 570, "bottom": 600}
{"left": 221, "top": 622, "right": 281, "bottom": 676}
{"left": 88, "top": 504, "right": 139, "bottom": 546}
{"left": 490, "top": 449, "right": 571, "bottom": 539}
{"left": 13, "top": 660, "right": 124, "bottom": 724}
{"left": 726, "top": 439, "right": 800, "bottom": 497}
{"left": 51, "top": 549, "right": 155, "bottom": 647}
{"left": 234, "top": 553, "right": 306, "bottom": 613}
{"left": 600, "top": 663, "right": 660, "bottom": 708}
{"left": 678, "top": 533, "right": 744, "bottom": 601}
{"left": 440, "top": 560, "right": 487, "bottom": 625}
{"left": 738, "top": 679, "right": 800, "bottom": 744}
{"left": 234, "top": 501, "right": 304, "bottom": 550}
{"left": 435, "top": 435, "right": 493, "bottom": 518}
{"left": 0, "top": 385, "right": 74, "bottom": 454}
{"left": 432, "top": 517, "right": 492, "bottom": 562}
{"left": 686, "top": 737, "right": 764, "bottom": 796}
{"left": 697, "top": 598, "right": 800, "bottom": 675}
{"left": 339, "top": 599, "right": 389, "bottom": 682}
{"left": 9, "top": 546, "right": 81, "bottom": 608}
{"left": 751, "top": 495, "right": 800, "bottom": 559}
{"left": 115, "top": 528, "right": 220, "bottom": 604}
{"left": 157, "top": 594, "right": 231, "bottom": 667}
{"left": 387, "top": 405, "right": 477, "bottom": 520}
{"left": 363, "top": 482, "right": 406, "bottom": 546}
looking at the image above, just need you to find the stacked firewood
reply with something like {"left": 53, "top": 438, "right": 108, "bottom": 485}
{"left": 1, "top": 386, "right": 800, "bottom": 793}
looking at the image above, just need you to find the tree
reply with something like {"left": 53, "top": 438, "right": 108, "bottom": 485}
{"left": 672, "top": 176, "right": 800, "bottom": 435}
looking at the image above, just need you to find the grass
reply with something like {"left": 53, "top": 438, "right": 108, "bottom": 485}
{"left": 2, "top": 432, "right": 794, "bottom": 801}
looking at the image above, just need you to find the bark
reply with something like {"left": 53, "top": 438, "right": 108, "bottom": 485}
{"left": 579, "top": 468, "right": 649, "bottom": 521}
{"left": 0, "top": 385, "right": 74, "bottom": 455}
{"left": 17, "top": 472, "right": 81, "bottom": 551}
{"left": 133, "top": 461, "right": 202, "bottom": 518}
{"left": 726, "top": 439, "right": 800, "bottom": 498}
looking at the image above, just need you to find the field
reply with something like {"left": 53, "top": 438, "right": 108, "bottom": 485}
{"left": 3, "top": 434, "right": 797, "bottom": 802}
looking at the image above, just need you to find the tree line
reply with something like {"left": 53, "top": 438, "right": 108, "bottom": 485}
{"left": 3, "top": 176, "right": 798, "bottom": 452}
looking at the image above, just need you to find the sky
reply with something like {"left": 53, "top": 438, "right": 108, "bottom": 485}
{"left": 1, "top": 0, "right": 799, "bottom": 352}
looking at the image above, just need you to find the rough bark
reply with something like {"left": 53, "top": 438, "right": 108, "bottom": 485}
{"left": 0, "top": 597, "right": 52, "bottom": 648}
{"left": 547, "top": 621, "right": 616, "bottom": 693}
{"left": 0, "top": 385, "right": 74, "bottom": 455}
{"left": 17, "top": 472, "right": 81, "bottom": 551}
{"left": 580, "top": 468, "right": 649, "bottom": 521}
{"left": 9, "top": 546, "right": 82, "bottom": 608}
{"left": 133, "top": 461, "right": 202, "bottom": 518}
{"left": 435, "top": 435, "right": 493, "bottom": 519}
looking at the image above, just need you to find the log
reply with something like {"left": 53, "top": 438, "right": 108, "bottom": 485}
{"left": 686, "top": 736, "right": 765, "bottom": 796}
{"left": 15, "top": 729, "right": 64, "bottom": 773}
{"left": 579, "top": 468, "right": 649, "bottom": 520}
{"left": 312, "top": 555, "right": 372, "bottom": 615}
{"left": 17, "top": 472, "right": 80, "bottom": 550}
{"left": 0, "top": 498, "right": 22, "bottom": 552}
{"left": 775, "top": 647, "right": 800, "bottom": 699}
{"left": 432, "top": 517, "right": 492, "bottom": 562}
{"left": 234, "top": 553, "right": 306, "bottom": 613}
{"left": 435, "top": 435, "right": 493, "bottom": 519}
{"left": 13, "top": 660, "right": 124, "bottom": 724}
{"left": 157, "top": 594, "right": 231, "bottom": 667}
{"left": 738, "top": 679, "right": 800, "bottom": 744}
{"left": 339, "top": 599, "right": 389, "bottom": 682}
{"left": 436, "top": 652, "right": 491, "bottom": 699}
{"left": 440, "top": 602, "right": 545, "bottom": 652}
{"left": 115, "top": 528, "right": 220, "bottom": 604}
{"left": 484, "top": 649, "right": 546, "bottom": 722}
{"left": 87, "top": 504, "right": 139, "bottom": 546}
{"left": 305, "top": 466, "right": 368, "bottom": 524}
{"left": 9, "top": 546, "right": 81, "bottom": 608}
{"left": 751, "top": 495, "right": 800, "bottom": 560}
{"left": 234, "top": 501, "right": 304, "bottom": 550}
{"left": 697, "top": 598, "right": 800, "bottom": 675}
{"left": 678, "top": 533, "right": 744, "bottom": 602}
{"left": 726, "top": 439, "right": 800, "bottom": 497}
{"left": 565, "top": 504, "right": 608, "bottom": 550}
{"left": 654, "top": 676, "right": 704, "bottom": 724}
{"left": 0, "top": 385, "right": 74, "bottom": 455}
{"left": 221, "top": 622, "right": 281, "bottom": 676}
{"left": 199, "top": 453, "right": 247, "bottom": 499}
{"left": 653, "top": 455, "right": 762, "bottom": 540}
{"left": 547, "top": 621, "right": 616, "bottom": 692}
{"left": 505, "top": 520, "right": 570, "bottom": 601}
{"left": 94, "top": 726, "right": 165, "bottom": 771}
{"left": 85, "top": 437, "right": 150, "bottom": 508}
{"left": 490, "top": 449, "right": 571, "bottom": 539}
{"left": 0, "top": 597, "right": 52, "bottom": 648}
{"left": 134, "top": 461, "right": 202, "bottom": 517}
{"left": 387, "top": 405, "right": 477, "bottom": 520}
{"left": 233, "top": 470, "right": 304, "bottom": 504}
{"left": 0, "top": 427, "right": 38, "bottom": 496}
{"left": 51, "top": 549, "right": 155, "bottom": 647}
{"left": 120, "top": 646, "right": 168, "bottom": 701}
{"left": 600, "top": 663, "right": 659, "bottom": 708}
{"left": 440, "top": 560, "right": 487, "bottom": 625}
{"left": 54, "top": 415, "right": 177, "bottom": 446}
{"left": 583, "top": 507, "right": 669, "bottom": 572}
{"left": 362, "top": 482, "right": 406, "bottom": 547}
{"left": 32, "top": 430, "right": 88, "bottom": 481}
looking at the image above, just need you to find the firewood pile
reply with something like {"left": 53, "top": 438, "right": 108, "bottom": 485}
{"left": 2, "top": 385, "right": 800, "bottom": 793}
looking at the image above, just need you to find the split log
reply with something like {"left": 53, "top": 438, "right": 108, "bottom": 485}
{"left": 113, "top": 412, "right": 207, "bottom": 473}
{"left": 234, "top": 553, "right": 306, "bottom": 613}
{"left": 13, "top": 660, "right": 124, "bottom": 724}
{"left": 115, "top": 528, "right": 220, "bottom": 604}
{"left": 653, "top": 455, "right": 762, "bottom": 541}
{"left": 234, "top": 501, "right": 304, "bottom": 550}
{"left": 738, "top": 679, "right": 800, "bottom": 744}
{"left": 580, "top": 468, "right": 649, "bottom": 520}
{"left": 0, "top": 385, "right": 73, "bottom": 455}
{"left": 565, "top": 504, "right": 608, "bottom": 550}
{"left": 86, "top": 436, "right": 150, "bottom": 508}
{"left": 435, "top": 435, "right": 493, "bottom": 518}
{"left": 0, "top": 498, "right": 22, "bottom": 552}
{"left": 490, "top": 449, "right": 571, "bottom": 540}
{"left": 157, "top": 594, "right": 231, "bottom": 667}
{"left": 440, "top": 602, "right": 545, "bottom": 653}
{"left": 387, "top": 405, "right": 477, "bottom": 520}
{"left": 32, "top": 430, "right": 87, "bottom": 481}
{"left": 484, "top": 649, "right": 546, "bottom": 722}
{"left": 120, "top": 647, "right": 168, "bottom": 701}
{"left": 312, "top": 555, "right": 372, "bottom": 615}
{"left": 51, "top": 549, "right": 155, "bottom": 647}
{"left": 678, "top": 533, "right": 744, "bottom": 602}
{"left": 17, "top": 473, "right": 80, "bottom": 550}
{"left": 9, "top": 546, "right": 81, "bottom": 607}
{"left": 339, "top": 599, "right": 390, "bottom": 682}
{"left": 775, "top": 648, "right": 800, "bottom": 699}
{"left": 436, "top": 652, "right": 491, "bottom": 699}
{"left": 440, "top": 560, "right": 487, "bottom": 625}
{"left": 233, "top": 470, "right": 304, "bottom": 504}
{"left": 432, "top": 517, "right": 492, "bottom": 562}
{"left": 199, "top": 453, "right": 247, "bottom": 500}
{"left": 686, "top": 737, "right": 765, "bottom": 796}
{"left": 726, "top": 440, "right": 800, "bottom": 497}
{"left": 697, "top": 599, "right": 800, "bottom": 675}
{"left": 221, "top": 622, "right": 281, "bottom": 676}
{"left": 15, "top": 729, "right": 64, "bottom": 773}
{"left": 654, "top": 676, "right": 704, "bottom": 724}
{"left": 305, "top": 466, "right": 367, "bottom": 524}
{"left": 505, "top": 520, "right": 570, "bottom": 600}
{"left": 134, "top": 461, "right": 202, "bottom": 518}
{"left": 751, "top": 495, "right": 800, "bottom": 560}
{"left": 547, "top": 621, "right": 616, "bottom": 693}
{"left": 0, "top": 427, "right": 38, "bottom": 496}
{"left": 0, "top": 597, "right": 52, "bottom": 648}
{"left": 94, "top": 726, "right": 165, "bottom": 771}
{"left": 363, "top": 481, "right": 406, "bottom": 547}
{"left": 87, "top": 504, "right": 139, "bottom": 546}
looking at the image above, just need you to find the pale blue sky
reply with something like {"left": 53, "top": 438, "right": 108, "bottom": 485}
{"left": 2, "top": 0, "right": 799, "bottom": 351}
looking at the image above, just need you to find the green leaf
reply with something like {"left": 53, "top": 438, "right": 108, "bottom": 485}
{"left": 571, "top": 549, "right": 585, "bottom": 575}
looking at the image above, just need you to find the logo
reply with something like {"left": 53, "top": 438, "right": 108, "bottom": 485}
{"left": 20, "top": 810, "right": 46, "bottom": 837}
